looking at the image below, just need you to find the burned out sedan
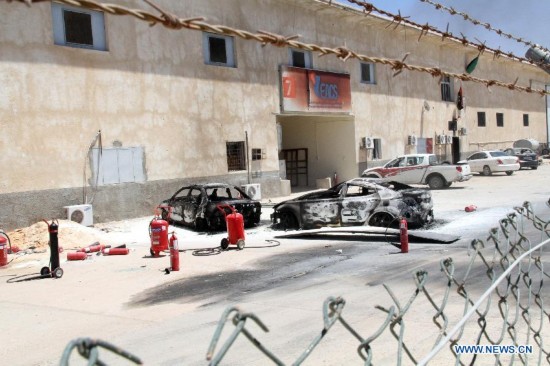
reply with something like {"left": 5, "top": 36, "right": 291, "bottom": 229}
{"left": 159, "top": 183, "right": 261, "bottom": 231}
{"left": 271, "top": 178, "right": 434, "bottom": 230}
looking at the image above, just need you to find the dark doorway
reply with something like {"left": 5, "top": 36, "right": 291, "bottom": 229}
{"left": 451, "top": 136, "right": 461, "bottom": 164}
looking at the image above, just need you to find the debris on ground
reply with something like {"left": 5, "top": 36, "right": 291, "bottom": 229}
{"left": 7, "top": 220, "right": 108, "bottom": 252}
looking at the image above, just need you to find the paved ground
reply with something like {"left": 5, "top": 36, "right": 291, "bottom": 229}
{"left": 1, "top": 163, "right": 550, "bottom": 365}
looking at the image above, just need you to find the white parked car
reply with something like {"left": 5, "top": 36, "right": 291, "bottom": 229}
{"left": 459, "top": 150, "right": 520, "bottom": 176}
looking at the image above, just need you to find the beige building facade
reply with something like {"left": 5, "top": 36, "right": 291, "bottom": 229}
{"left": 1, "top": 0, "right": 549, "bottom": 229}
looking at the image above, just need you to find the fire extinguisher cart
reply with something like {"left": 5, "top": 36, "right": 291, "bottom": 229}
{"left": 217, "top": 204, "right": 245, "bottom": 250}
{"left": 41, "top": 219, "right": 64, "bottom": 279}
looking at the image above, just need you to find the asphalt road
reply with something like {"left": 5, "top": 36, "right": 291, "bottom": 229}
{"left": 1, "top": 163, "right": 550, "bottom": 365}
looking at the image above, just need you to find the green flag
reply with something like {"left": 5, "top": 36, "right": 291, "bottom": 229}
{"left": 466, "top": 55, "right": 479, "bottom": 74}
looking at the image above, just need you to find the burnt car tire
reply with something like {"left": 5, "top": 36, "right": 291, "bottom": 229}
{"left": 427, "top": 175, "right": 446, "bottom": 190}
{"left": 194, "top": 218, "right": 207, "bottom": 231}
{"left": 279, "top": 211, "right": 299, "bottom": 230}
{"left": 209, "top": 211, "right": 226, "bottom": 231}
{"left": 368, "top": 212, "right": 397, "bottom": 228}
{"left": 482, "top": 165, "right": 492, "bottom": 176}
{"left": 505, "top": 171, "right": 514, "bottom": 176}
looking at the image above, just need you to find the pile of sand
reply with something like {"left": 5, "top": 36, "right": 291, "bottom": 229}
{"left": 7, "top": 220, "right": 108, "bottom": 252}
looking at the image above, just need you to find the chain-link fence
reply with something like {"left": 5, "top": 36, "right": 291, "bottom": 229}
{"left": 204, "top": 201, "right": 549, "bottom": 365}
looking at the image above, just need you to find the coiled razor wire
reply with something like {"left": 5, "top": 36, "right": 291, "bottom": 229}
{"left": 205, "top": 201, "right": 550, "bottom": 365}
{"left": 57, "top": 201, "right": 550, "bottom": 365}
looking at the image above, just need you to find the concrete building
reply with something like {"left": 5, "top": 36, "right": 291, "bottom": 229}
{"left": 1, "top": 0, "right": 549, "bottom": 230}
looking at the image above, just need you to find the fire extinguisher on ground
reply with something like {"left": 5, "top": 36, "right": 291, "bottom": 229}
{"left": 0, "top": 230, "right": 11, "bottom": 267}
{"left": 400, "top": 217, "right": 409, "bottom": 254}
{"left": 169, "top": 231, "right": 180, "bottom": 272}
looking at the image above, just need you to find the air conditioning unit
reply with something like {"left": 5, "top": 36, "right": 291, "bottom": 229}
{"left": 437, "top": 135, "right": 446, "bottom": 144}
{"left": 64, "top": 204, "right": 93, "bottom": 226}
{"left": 460, "top": 127, "right": 468, "bottom": 136}
{"left": 407, "top": 135, "right": 417, "bottom": 146}
{"left": 361, "top": 137, "right": 373, "bottom": 149}
{"left": 241, "top": 184, "right": 262, "bottom": 200}
{"left": 446, "top": 135, "right": 454, "bottom": 144}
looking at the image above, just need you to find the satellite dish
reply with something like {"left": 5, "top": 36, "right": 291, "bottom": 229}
{"left": 423, "top": 101, "right": 430, "bottom": 111}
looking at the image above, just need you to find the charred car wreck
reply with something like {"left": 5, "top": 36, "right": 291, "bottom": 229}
{"left": 271, "top": 178, "right": 434, "bottom": 230}
{"left": 160, "top": 183, "right": 261, "bottom": 231}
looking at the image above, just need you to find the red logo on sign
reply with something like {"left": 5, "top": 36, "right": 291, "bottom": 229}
{"left": 282, "top": 76, "right": 296, "bottom": 98}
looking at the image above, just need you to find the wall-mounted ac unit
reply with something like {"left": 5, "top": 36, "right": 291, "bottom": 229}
{"left": 446, "top": 135, "right": 454, "bottom": 144}
{"left": 437, "top": 135, "right": 446, "bottom": 144}
{"left": 407, "top": 135, "right": 417, "bottom": 146}
{"left": 241, "top": 184, "right": 262, "bottom": 200}
{"left": 64, "top": 204, "right": 93, "bottom": 226}
{"left": 361, "top": 137, "right": 373, "bottom": 149}
{"left": 460, "top": 127, "right": 468, "bottom": 136}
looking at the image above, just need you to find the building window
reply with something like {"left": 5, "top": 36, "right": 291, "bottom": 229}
{"left": 289, "top": 48, "right": 312, "bottom": 68}
{"left": 477, "top": 112, "right": 486, "bottom": 127}
{"left": 523, "top": 114, "right": 529, "bottom": 127}
{"left": 91, "top": 147, "right": 146, "bottom": 185}
{"left": 496, "top": 113, "right": 504, "bottom": 127}
{"left": 360, "top": 63, "right": 375, "bottom": 84}
{"left": 226, "top": 141, "right": 246, "bottom": 171}
{"left": 372, "top": 138, "right": 382, "bottom": 159}
{"left": 251, "top": 148, "right": 262, "bottom": 161}
{"left": 440, "top": 76, "right": 453, "bottom": 102}
{"left": 203, "top": 33, "right": 236, "bottom": 67}
{"left": 52, "top": 3, "right": 107, "bottom": 51}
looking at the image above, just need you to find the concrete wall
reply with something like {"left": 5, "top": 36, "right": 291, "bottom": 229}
{"left": 1, "top": 0, "right": 549, "bottom": 229}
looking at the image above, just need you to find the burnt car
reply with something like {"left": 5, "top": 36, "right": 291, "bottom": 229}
{"left": 503, "top": 148, "right": 539, "bottom": 170}
{"left": 271, "top": 178, "right": 433, "bottom": 230}
{"left": 159, "top": 183, "right": 261, "bottom": 231}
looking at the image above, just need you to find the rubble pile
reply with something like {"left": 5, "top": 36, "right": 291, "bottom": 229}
{"left": 7, "top": 220, "right": 107, "bottom": 251}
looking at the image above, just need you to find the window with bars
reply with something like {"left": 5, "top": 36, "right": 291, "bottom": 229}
{"left": 226, "top": 141, "right": 246, "bottom": 171}
{"left": 52, "top": 3, "right": 107, "bottom": 51}
{"left": 252, "top": 148, "right": 262, "bottom": 161}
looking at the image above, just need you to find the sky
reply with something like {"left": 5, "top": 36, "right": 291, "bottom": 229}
{"left": 337, "top": 0, "right": 549, "bottom": 59}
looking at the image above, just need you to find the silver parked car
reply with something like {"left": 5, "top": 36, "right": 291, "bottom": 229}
{"left": 459, "top": 150, "right": 520, "bottom": 176}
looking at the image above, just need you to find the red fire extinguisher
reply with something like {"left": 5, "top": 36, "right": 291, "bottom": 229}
{"left": 169, "top": 231, "right": 180, "bottom": 271}
{"left": 149, "top": 207, "right": 170, "bottom": 257}
{"left": 400, "top": 218, "right": 409, "bottom": 254}
{"left": 0, "top": 230, "right": 11, "bottom": 267}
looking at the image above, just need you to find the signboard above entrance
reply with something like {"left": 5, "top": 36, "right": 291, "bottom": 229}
{"left": 280, "top": 66, "right": 352, "bottom": 114}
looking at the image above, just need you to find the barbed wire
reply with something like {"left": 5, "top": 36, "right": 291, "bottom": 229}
{"left": 3, "top": 0, "right": 549, "bottom": 96}
{"left": 419, "top": 0, "right": 550, "bottom": 55}
{"left": 344, "top": 0, "right": 550, "bottom": 73}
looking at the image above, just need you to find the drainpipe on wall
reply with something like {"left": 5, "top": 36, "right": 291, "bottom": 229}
{"left": 245, "top": 131, "right": 251, "bottom": 184}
